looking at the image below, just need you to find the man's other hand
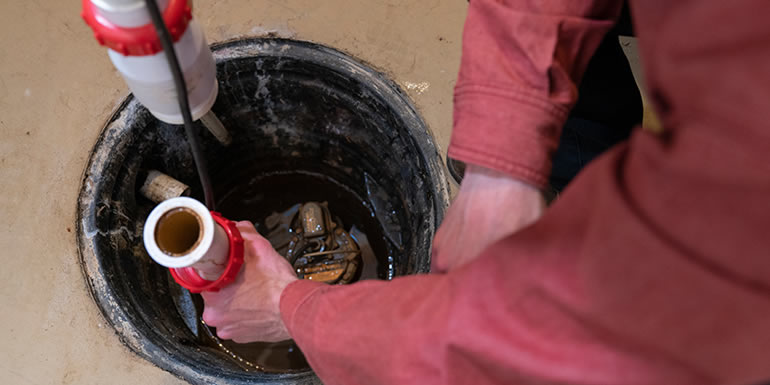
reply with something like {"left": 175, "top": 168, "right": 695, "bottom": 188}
{"left": 201, "top": 221, "right": 298, "bottom": 343}
{"left": 431, "top": 165, "right": 545, "bottom": 273}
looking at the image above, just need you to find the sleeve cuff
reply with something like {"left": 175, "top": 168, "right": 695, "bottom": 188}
{"left": 279, "top": 279, "right": 327, "bottom": 340}
{"left": 449, "top": 84, "right": 569, "bottom": 189}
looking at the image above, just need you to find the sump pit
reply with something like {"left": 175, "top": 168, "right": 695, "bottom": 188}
{"left": 77, "top": 38, "right": 449, "bottom": 385}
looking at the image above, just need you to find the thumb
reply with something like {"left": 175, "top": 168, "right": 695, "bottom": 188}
{"left": 200, "top": 289, "right": 225, "bottom": 306}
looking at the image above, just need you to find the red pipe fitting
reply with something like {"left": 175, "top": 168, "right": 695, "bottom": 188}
{"left": 169, "top": 212, "right": 244, "bottom": 293}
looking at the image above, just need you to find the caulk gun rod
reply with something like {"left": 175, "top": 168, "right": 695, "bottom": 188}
{"left": 200, "top": 110, "right": 232, "bottom": 146}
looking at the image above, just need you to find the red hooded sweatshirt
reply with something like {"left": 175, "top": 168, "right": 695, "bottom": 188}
{"left": 280, "top": 0, "right": 770, "bottom": 384}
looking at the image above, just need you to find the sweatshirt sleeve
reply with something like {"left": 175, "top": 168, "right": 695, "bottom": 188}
{"left": 448, "top": 0, "right": 622, "bottom": 188}
{"left": 277, "top": 1, "right": 770, "bottom": 384}
{"left": 279, "top": 240, "right": 707, "bottom": 385}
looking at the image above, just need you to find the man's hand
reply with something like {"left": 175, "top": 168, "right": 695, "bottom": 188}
{"left": 201, "top": 221, "right": 298, "bottom": 343}
{"left": 431, "top": 165, "right": 545, "bottom": 273}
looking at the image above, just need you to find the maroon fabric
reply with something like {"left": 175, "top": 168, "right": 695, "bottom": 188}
{"left": 279, "top": 0, "right": 770, "bottom": 384}
{"left": 449, "top": 0, "right": 621, "bottom": 188}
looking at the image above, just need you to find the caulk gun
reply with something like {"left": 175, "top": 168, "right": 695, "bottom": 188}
{"left": 81, "top": 0, "right": 230, "bottom": 145}
{"left": 82, "top": 0, "right": 243, "bottom": 291}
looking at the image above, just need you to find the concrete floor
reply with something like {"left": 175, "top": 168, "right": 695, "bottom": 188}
{"left": 0, "top": 1, "right": 466, "bottom": 383}
{"left": 0, "top": 1, "right": 654, "bottom": 383}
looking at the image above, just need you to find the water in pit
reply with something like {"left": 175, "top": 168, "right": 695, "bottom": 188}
{"left": 171, "top": 170, "right": 397, "bottom": 372}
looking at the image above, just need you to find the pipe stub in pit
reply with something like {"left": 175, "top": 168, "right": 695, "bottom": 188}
{"left": 144, "top": 197, "right": 244, "bottom": 292}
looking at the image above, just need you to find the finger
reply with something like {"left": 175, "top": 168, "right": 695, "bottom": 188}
{"left": 216, "top": 326, "right": 249, "bottom": 341}
{"left": 235, "top": 221, "right": 259, "bottom": 237}
{"left": 202, "top": 307, "right": 223, "bottom": 327}
{"left": 232, "top": 335, "right": 258, "bottom": 344}
{"left": 235, "top": 220, "right": 278, "bottom": 251}
{"left": 218, "top": 327, "right": 266, "bottom": 344}
{"left": 201, "top": 282, "right": 238, "bottom": 306}
{"left": 215, "top": 327, "right": 233, "bottom": 340}
{"left": 237, "top": 222, "right": 278, "bottom": 258}
{"left": 200, "top": 289, "right": 222, "bottom": 303}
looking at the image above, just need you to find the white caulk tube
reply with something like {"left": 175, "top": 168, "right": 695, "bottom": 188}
{"left": 107, "top": 18, "right": 219, "bottom": 124}
{"left": 84, "top": 0, "right": 231, "bottom": 145}
{"left": 143, "top": 197, "right": 229, "bottom": 280}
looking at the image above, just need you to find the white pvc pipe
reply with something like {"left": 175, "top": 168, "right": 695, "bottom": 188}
{"left": 139, "top": 169, "right": 191, "bottom": 203}
{"left": 143, "top": 197, "right": 229, "bottom": 280}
